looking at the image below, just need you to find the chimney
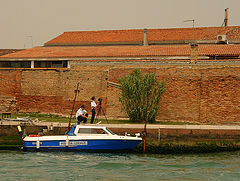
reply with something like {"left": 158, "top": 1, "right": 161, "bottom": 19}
{"left": 190, "top": 44, "right": 198, "bottom": 64}
{"left": 224, "top": 8, "right": 229, "bottom": 27}
{"left": 143, "top": 28, "right": 148, "bottom": 46}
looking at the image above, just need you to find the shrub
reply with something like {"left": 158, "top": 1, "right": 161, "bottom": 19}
{"left": 119, "top": 69, "right": 165, "bottom": 123}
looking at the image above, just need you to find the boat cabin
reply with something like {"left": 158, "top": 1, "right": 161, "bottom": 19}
{"left": 67, "top": 125, "right": 115, "bottom": 136}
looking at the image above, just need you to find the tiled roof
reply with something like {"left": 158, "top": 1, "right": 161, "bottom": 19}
{"left": 45, "top": 26, "right": 240, "bottom": 46}
{"left": 1, "top": 44, "right": 240, "bottom": 59}
{"left": 149, "top": 26, "right": 240, "bottom": 41}
{"left": 0, "top": 49, "right": 23, "bottom": 56}
{"left": 45, "top": 29, "right": 143, "bottom": 45}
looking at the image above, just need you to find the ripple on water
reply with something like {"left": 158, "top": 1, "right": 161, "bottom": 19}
{"left": 0, "top": 151, "right": 240, "bottom": 181}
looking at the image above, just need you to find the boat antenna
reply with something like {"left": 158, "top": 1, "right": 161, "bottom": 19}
{"left": 67, "top": 82, "right": 80, "bottom": 131}
{"left": 96, "top": 121, "right": 102, "bottom": 125}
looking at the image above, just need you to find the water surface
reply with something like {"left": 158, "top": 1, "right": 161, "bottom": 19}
{"left": 0, "top": 150, "right": 239, "bottom": 181}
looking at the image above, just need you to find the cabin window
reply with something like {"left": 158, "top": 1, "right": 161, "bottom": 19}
{"left": 0, "top": 61, "right": 31, "bottom": 68}
{"left": 78, "top": 128, "right": 107, "bottom": 134}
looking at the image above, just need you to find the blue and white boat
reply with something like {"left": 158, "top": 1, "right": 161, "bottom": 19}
{"left": 23, "top": 125, "right": 142, "bottom": 151}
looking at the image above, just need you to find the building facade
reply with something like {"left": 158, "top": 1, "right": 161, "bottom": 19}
{"left": 0, "top": 26, "right": 240, "bottom": 123}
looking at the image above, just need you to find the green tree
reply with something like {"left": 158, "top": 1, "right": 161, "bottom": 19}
{"left": 119, "top": 69, "right": 165, "bottom": 123}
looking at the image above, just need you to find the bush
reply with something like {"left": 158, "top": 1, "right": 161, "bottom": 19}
{"left": 119, "top": 69, "right": 165, "bottom": 123}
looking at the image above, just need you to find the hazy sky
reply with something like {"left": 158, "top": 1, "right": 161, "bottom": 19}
{"left": 0, "top": 0, "right": 239, "bottom": 49}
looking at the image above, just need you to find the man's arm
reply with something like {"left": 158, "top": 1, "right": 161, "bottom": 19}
{"left": 80, "top": 114, "right": 87, "bottom": 119}
{"left": 80, "top": 110, "right": 88, "bottom": 118}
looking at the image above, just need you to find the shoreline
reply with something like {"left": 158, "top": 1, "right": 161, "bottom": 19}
{"left": 1, "top": 141, "right": 240, "bottom": 154}
{"left": 0, "top": 121, "right": 240, "bottom": 154}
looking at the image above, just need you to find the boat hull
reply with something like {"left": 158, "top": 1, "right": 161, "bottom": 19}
{"left": 23, "top": 139, "right": 142, "bottom": 151}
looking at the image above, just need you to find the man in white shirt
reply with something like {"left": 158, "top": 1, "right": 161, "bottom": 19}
{"left": 90, "top": 96, "right": 97, "bottom": 124}
{"left": 76, "top": 105, "right": 88, "bottom": 124}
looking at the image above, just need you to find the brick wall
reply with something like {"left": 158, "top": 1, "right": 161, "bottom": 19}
{"left": 17, "top": 68, "right": 108, "bottom": 115}
{"left": 107, "top": 65, "right": 240, "bottom": 123}
{"left": 0, "top": 70, "right": 21, "bottom": 112}
{"left": 0, "top": 63, "right": 239, "bottom": 123}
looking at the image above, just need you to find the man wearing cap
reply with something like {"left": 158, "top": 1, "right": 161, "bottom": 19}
{"left": 76, "top": 105, "right": 88, "bottom": 124}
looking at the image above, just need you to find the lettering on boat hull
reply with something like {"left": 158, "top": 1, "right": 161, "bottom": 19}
{"left": 59, "top": 141, "right": 88, "bottom": 146}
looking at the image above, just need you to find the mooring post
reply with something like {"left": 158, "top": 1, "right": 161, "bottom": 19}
{"left": 143, "top": 135, "right": 146, "bottom": 153}
{"left": 68, "top": 82, "right": 80, "bottom": 131}
{"left": 143, "top": 120, "right": 147, "bottom": 153}
{"left": 158, "top": 128, "right": 161, "bottom": 142}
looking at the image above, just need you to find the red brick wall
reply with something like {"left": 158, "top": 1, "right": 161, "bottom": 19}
{"left": 17, "top": 69, "right": 105, "bottom": 115}
{"left": 0, "top": 65, "right": 239, "bottom": 124}
{"left": 107, "top": 66, "right": 240, "bottom": 123}
{"left": 0, "top": 70, "right": 21, "bottom": 112}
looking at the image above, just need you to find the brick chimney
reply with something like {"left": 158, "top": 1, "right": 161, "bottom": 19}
{"left": 190, "top": 44, "right": 198, "bottom": 64}
{"left": 224, "top": 8, "right": 229, "bottom": 27}
{"left": 143, "top": 28, "right": 148, "bottom": 46}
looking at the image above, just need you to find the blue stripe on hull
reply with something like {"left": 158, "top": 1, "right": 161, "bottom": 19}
{"left": 23, "top": 139, "right": 141, "bottom": 151}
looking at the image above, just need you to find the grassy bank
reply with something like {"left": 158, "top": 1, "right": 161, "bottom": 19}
{"left": 2, "top": 113, "right": 201, "bottom": 125}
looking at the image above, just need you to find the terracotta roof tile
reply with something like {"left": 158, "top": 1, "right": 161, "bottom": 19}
{"left": 1, "top": 44, "right": 240, "bottom": 59}
{"left": 45, "top": 29, "right": 144, "bottom": 45}
{"left": 198, "top": 44, "right": 240, "bottom": 56}
{"left": 45, "top": 26, "right": 240, "bottom": 46}
{"left": 0, "top": 49, "right": 23, "bottom": 56}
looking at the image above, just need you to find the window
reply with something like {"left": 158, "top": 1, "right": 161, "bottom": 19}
{"left": 52, "top": 61, "right": 66, "bottom": 68}
{"left": 78, "top": 128, "right": 107, "bottom": 135}
{"left": 0, "top": 60, "right": 68, "bottom": 68}
{"left": 0, "top": 61, "right": 31, "bottom": 68}
{"left": 34, "top": 61, "right": 68, "bottom": 68}
{"left": 34, "top": 61, "right": 51, "bottom": 68}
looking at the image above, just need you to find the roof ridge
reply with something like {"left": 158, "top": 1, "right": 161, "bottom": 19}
{"left": 62, "top": 26, "right": 240, "bottom": 33}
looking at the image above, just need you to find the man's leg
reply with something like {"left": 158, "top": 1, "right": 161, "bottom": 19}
{"left": 77, "top": 116, "right": 81, "bottom": 124}
{"left": 91, "top": 109, "right": 96, "bottom": 124}
{"left": 77, "top": 116, "right": 85, "bottom": 124}
{"left": 83, "top": 113, "right": 88, "bottom": 123}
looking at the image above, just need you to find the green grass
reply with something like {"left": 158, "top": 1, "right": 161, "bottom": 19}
{"left": 7, "top": 113, "right": 70, "bottom": 123}
{"left": 1, "top": 113, "right": 201, "bottom": 125}
{"left": 3, "top": 113, "right": 133, "bottom": 124}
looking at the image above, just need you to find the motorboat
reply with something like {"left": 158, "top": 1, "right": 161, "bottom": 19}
{"left": 23, "top": 124, "right": 142, "bottom": 151}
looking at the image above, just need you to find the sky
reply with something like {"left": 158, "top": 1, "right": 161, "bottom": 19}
{"left": 0, "top": 0, "right": 239, "bottom": 49}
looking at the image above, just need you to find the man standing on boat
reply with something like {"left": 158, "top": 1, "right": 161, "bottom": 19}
{"left": 76, "top": 105, "right": 88, "bottom": 124}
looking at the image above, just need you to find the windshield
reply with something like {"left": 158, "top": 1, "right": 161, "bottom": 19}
{"left": 78, "top": 128, "right": 107, "bottom": 134}
{"left": 106, "top": 128, "right": 115, "bottom": 135}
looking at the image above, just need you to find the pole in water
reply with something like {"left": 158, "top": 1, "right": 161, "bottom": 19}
{"left": 143, "top": 120, "right": 147, "bottom": 153}
{"left": 143, "top": 135, "right": 146, "bottom": 153}
{"left": 68, "top": 82, "right": 80, "bottom": 131}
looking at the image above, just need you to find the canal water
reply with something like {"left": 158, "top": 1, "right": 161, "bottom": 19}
{"left": 0, "top": 150, "right": 239, "bottom": 181}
